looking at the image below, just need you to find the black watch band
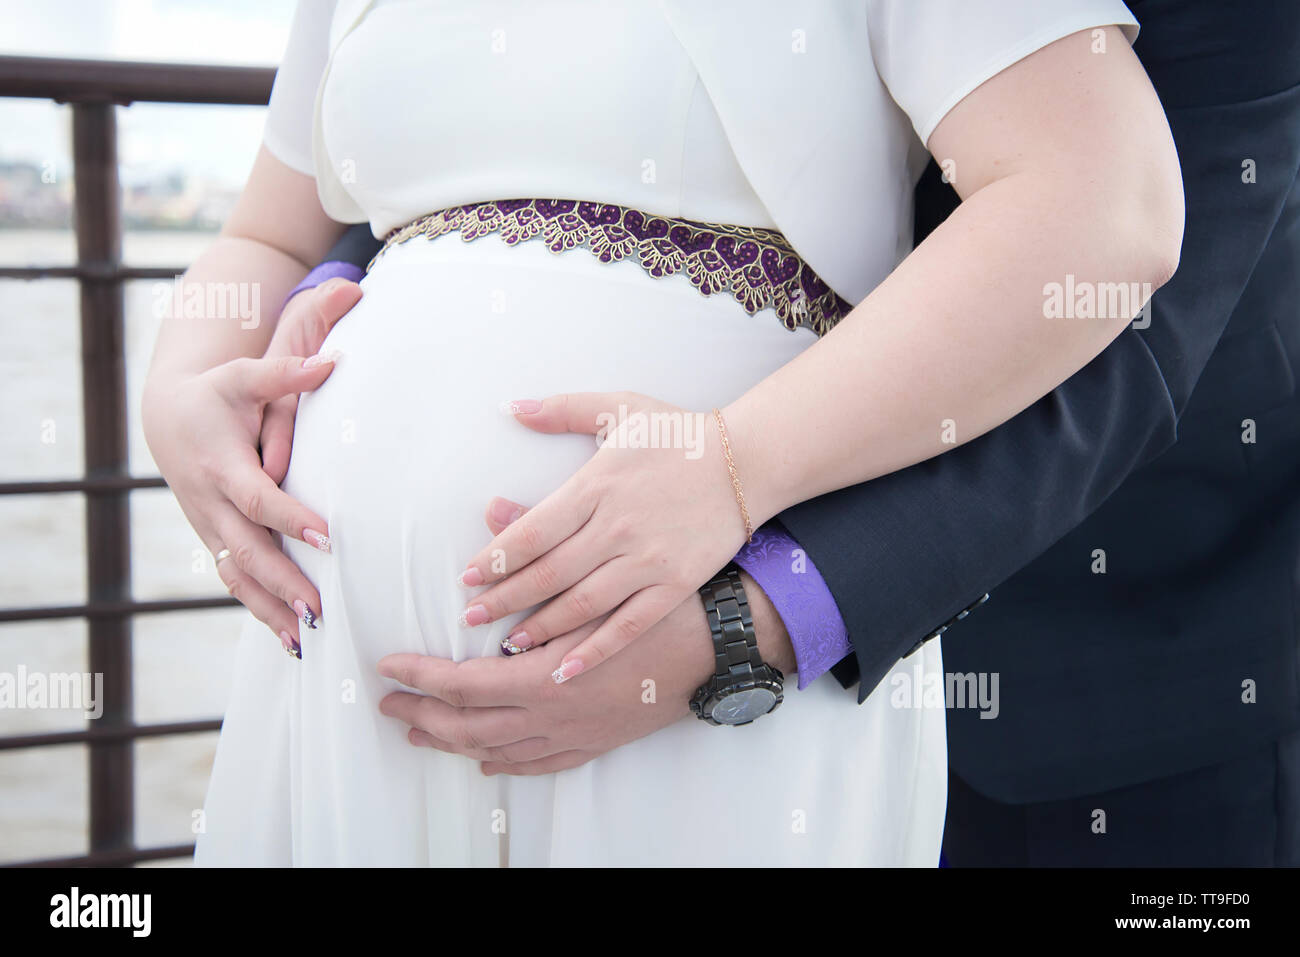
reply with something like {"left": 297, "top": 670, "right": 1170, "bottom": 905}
{"left": 692, "top": 564, "right": 784, "bottom": 725}
{"left": 700, "top": 565, "right": 765, "bottom": 681}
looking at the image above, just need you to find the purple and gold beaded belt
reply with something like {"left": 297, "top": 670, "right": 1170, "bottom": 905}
{"left": 367, "top": 199, "right": 852, "bottom": 336}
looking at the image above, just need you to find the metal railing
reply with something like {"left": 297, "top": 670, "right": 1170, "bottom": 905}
{"left": 0, "top": 54, "right": 275, "bottom": 867}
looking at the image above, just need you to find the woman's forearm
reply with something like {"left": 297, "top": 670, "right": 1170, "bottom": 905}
{"left": 723, "top": 26, "right": 1184, "bottom": 527}
{"left": 145, "top": 236, "right": 308, "bottom": 385}
{"left": 145, "top": 147, "right": 348, "bottom": 388}
{"left": 725, "top": 166, "right": 1180, "bottom": 526}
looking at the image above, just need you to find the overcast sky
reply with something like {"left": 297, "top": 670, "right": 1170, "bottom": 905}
{"left": 0, "top": 0, "right": 300, "bottom": 187}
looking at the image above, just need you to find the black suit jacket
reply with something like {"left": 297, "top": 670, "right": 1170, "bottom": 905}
{"left": 316, "top": 0, "right": 1300, "bottom": 805}
{"left": 785, "top": 0, "right": 1300, "bottom": 803}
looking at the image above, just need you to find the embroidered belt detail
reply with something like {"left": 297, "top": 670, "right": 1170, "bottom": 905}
{"left": 368, "top": 199, "right": 852, "bottom": 336}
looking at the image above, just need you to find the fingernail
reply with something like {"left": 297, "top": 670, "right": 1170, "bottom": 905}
{"left": 551, "top": 658, "right": 584, "bottom": 684}
{"left": 303, "top": 529, "right": 332, "bottom": 552}
{"left": 302, "top": 349, "right": 343, "bottom": 370}
{"left": 294, "top": 599, "right": 317, "bottom": 630}
{"left": 458, "top": 566, "right": 484, "bottom": 587}
{"left": 280, "top": 630, "right": 301, "bottom": 660}
{"left": 500, "top": 631, "right": 532, "bottom": 656}
{"left": 499, "top": 399, "right": 542, "bottom": 415}
{"left": 459, "top": 604, "right": 490, "bottom": 627}
{"left": 488, "top": 499, "right": 523, "bottom": 527}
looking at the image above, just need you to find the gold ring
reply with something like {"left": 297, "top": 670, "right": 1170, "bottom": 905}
{"left": 214, "top": 548, "right": 232, "bottom": 564}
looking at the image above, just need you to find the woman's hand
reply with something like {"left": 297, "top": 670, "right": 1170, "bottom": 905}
{"left": 383, "top": 495, "right": 793, "bottom": 774}
{"left": 142, "top": 348, "right": 340, "bottom": 655}
{"left": 458, "top": 392, "right": 753, "bottom": 683}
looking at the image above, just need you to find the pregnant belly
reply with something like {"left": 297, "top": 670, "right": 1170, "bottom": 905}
{"left": 280, "top": 233, "right": 816, "bottom": 664}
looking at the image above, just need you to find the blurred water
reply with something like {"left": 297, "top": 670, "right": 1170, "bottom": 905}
{"left": 0, "top": 228, "right": 248, "bottom": 864}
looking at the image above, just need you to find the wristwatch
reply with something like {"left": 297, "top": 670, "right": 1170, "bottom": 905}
{"left": 690, "top": 565, "right": 784, "bottom": 726}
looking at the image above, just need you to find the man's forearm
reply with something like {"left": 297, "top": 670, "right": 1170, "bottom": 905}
{"left": 780, "top": 77, "right": 1286, "bottom": 699}
{"left": 734, "top": 523, "right": 847, "bottom": 686}
{"left": 312, "top": 225, "right": 383, "bottom": 279}
{"left": 779, "top": 328, "right": 1177, "bottom": 698}
{"left": 738, "top": 569, "right": 795, "bottom": 676}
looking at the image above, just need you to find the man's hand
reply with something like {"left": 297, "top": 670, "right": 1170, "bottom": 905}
{"left": 377, "top": 498, "right": 794, "bottom": 775}
{"left": 260, "top": 278, "right": 362, "bottom": 483}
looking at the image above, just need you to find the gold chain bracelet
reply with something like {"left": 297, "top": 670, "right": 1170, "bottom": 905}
{"left": 712, "top": 408, "right": 754, "bottom": 544}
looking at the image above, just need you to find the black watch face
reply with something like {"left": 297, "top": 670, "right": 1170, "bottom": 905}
{"left": 712, "top": 687, "right": 778, "bottom": 725}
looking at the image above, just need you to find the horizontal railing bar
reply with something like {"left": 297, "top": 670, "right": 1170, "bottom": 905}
{"left": 0, "top": 264, "right": 185, "bottom": 281}
{"left": 8, "top": 842, "right": 195, "bottom": 868}
{"left": 0, "top": 596, "right": 238, "bottom": 624}
{"left": 0, "top": 55, "right": 274, "bottom": 105}
{"left": 0, "top": 718, "right": 223, "bottom": 752}
{"left": 0, "top": 476, "right": 167, "bottom": 495}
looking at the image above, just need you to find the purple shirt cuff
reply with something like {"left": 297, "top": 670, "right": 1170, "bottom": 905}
{"left": 283, "top": 261, "right": 365, "bottom": 307}
{"left": 733, "top": 523, "right": 851, "bottom": 690}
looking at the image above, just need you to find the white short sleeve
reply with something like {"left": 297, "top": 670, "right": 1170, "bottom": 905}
{"left": 865, "top": 0, "right": 1140, "bottom": 147}
{"left": 261, "top": 0, "right": 338, "bottom": 175}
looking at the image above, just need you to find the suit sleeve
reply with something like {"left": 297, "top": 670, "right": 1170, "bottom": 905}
{"left": 783, "top": 31, "right": 1300, "bottom": 700}
{"left": 321, "top": 224, "right": 385, "bottom": 270}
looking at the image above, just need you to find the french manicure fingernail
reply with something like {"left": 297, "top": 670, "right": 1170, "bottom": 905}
{"left": 303, "top": 529, "right": 332, "bottom": 553}
{"left": 488, "top": 499, "right": 523, "bottom": 526}
{"left": 499, "top": 399, "right": 542, "bottom": 415}
{"left": 458, "top": 567, "right": 484, "bottom": 587}
{"left": 551, "top": 658, "right": 584, "bottom": 684}
{"left": 302, "top": 349, "right": 342, "bottom": 370}
{"left": 459, "top": 604, "right": 490, "bottom": 627}
{"left": 280, "top": 630, "right": 301, "bottom": 660}
{"left": 293, "top": 599, "right": 317, "bottom": 630}
{"left": 500, "top": 631, "right": 532, "bottom": 656}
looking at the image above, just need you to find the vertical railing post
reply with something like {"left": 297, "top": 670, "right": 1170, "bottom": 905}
{"left": 0, "top": 56, "right": 275, "bottom": 866}
{"left": 71, "top": 99, "right": 134, "bottom": 858}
